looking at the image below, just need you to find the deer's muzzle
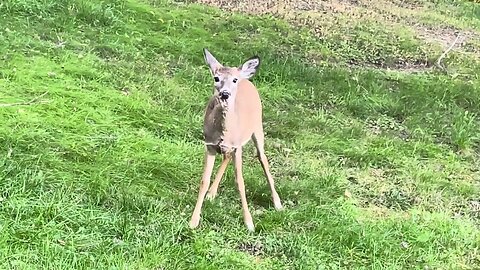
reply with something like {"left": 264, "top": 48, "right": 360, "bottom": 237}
{"left": 219, "top": 91, "right": 230, "bottom": 100}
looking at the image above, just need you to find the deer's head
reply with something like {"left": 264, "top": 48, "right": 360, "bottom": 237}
{"left": 203, "top": 48, "right": 260, "bottom": 101}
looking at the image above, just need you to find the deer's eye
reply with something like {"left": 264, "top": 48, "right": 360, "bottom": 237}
{"left": 214, "top": 77, "right": 220, "bottom": 82}
{"left": 233, "top": 78, "right": 238, "bottom": 83}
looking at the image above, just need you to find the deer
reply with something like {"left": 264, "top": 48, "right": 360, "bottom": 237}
{"left": 189, "top": 48, "right": 283, "bottom": 231}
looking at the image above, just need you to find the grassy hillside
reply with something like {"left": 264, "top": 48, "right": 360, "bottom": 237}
{"left": 0, "top": 0, "right": 479, "bottom": 269}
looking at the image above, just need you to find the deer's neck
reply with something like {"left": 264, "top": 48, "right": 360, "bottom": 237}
{"left": 218, "top": 97, "right": 237, "bottom": 133}
{"left": 204, "top": 97, "right": 238, "bottom": 153}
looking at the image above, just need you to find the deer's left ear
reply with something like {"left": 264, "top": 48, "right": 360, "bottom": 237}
{"left": 239, "top": 56, "right": 260, "bottom": 79}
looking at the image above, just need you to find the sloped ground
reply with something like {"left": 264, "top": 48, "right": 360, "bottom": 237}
{"left": 0, "top": 0, "right": 479, "bottom": 269}
{"left": 194, "top": 0, "right": 480, "bottom": 70}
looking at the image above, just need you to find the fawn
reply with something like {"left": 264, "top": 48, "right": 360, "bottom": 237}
{"left": 189, "top": 48, "right": 283, "bottom": 231}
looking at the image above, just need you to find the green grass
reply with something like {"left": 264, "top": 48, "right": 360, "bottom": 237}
{"left": 1, "top": 0, "right": 480, "bottom": 269}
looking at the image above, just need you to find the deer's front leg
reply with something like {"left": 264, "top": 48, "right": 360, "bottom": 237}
{"left": 233, "top": 147, "right": 254, "bottom": 231}
{"left": 206, "top": 153, "right": 231, "bottom": 200}
{"left": 189, "top": 150, "right": 216, "bottom": 229}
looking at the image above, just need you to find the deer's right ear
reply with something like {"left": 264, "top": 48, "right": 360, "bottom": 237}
{"left": 203, "top": 48, "right": 222, "bottom": 74}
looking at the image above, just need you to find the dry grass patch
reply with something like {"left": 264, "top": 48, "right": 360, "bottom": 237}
{"left": 192, "top": 0, "right": 480, "bottom": 70}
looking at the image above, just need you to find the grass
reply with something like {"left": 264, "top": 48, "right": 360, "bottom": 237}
{"left": 0, "top": 0, "right": 479, "bottom": 269}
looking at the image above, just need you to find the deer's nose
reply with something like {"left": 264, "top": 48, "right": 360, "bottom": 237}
{"left": 219, "top": 91, "right": 230, "bottom": 100}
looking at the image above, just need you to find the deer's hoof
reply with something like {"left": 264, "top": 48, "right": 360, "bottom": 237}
{"left": 245, "top": 221, "right": 255, "bottom": 232}
{"left": 205, "top": 192, "right": 217, "bottom": 201}
{"left": 189, "top": 218, "right": 200, "bottom": 229}
{"left": 274, "top": 200, "right": 284, "bottom": 211}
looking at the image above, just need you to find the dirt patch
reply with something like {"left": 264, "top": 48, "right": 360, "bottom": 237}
{"left": 365, "top": 115, "right": 411, "bottom": 141}
{"left": 469, "top": 200, "right": 480, "bottom": 221}
{"left": 192, "top": 0, "right": 372, "bottom": 24}
{"left": 374, "top": 188, "right": 419, "bottom": 210}
{"left": 308, "top": 50, "right": 432, "bottom": 72}
{"left": 389, "top": 0, "right": 425, "bottom": 9}
{"left": 192, "top": 0, "right": 280, "bottom": 15}
{"left": 237, "top": 241, "right": 264, "bottom": 256}
{"left": 347, "top": 168, "right": 419, "bottom": 211}
{"left": 356, "top": 186, "right": 419, "bottom": 211}
{"left": 346, "top": 58, "right": 433, "bottom": 72}
{"left": 414, "top": 25, "right": 472, "bottom": 50}
{"left": 356, "top": 0, "right": 480, "bottom": 56}
{"left": 454, "top": 199, "right": 480, "bottom": 223}
{"left": 414, "top": 26, "right": 480, "bottom": 63}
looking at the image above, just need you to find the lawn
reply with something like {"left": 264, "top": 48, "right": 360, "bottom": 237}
{"left": 0, "top": 0, "right": 479, "bottom": 269}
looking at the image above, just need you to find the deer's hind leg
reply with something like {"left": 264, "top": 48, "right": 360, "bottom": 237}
{"left": 252, "top": 129, "right": 283, "bottom": 210}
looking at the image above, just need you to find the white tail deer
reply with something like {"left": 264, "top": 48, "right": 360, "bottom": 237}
{"left": 189, "top": 48, "right": 283, "bottom": 231}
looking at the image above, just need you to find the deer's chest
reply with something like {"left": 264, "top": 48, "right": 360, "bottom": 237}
{"left": 203, "top": 101, "right": 240, "bottom": 154}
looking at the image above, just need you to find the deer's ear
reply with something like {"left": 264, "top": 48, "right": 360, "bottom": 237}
{"left": 239, "top": 56, "right": 260, "bottom": 79}
{"left": 203, "top": 48, "right": 222, "bottom": 74}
